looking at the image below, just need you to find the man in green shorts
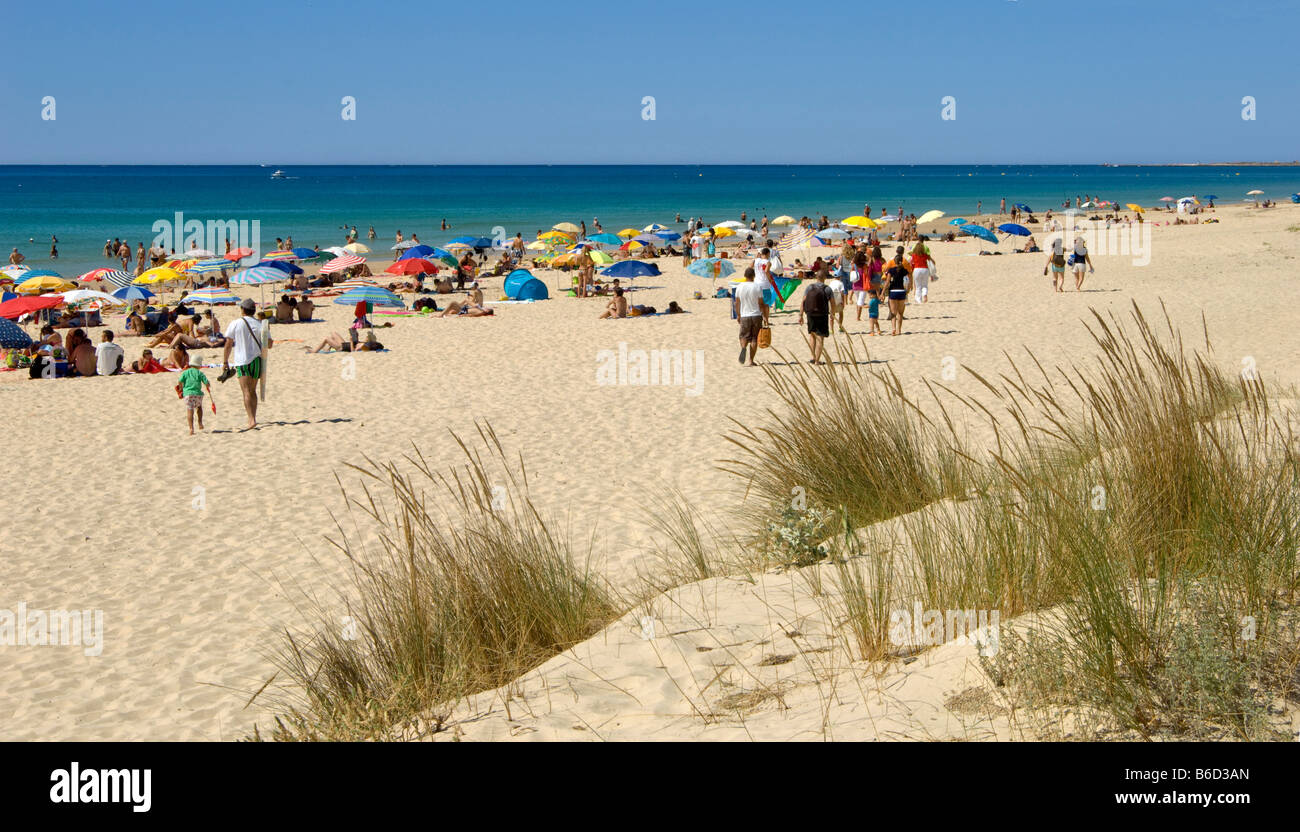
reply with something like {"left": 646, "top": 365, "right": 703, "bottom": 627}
{"left": 222, "top": 298, "right": 271, "bottom": 430}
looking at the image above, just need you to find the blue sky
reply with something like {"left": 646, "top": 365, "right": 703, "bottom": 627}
{"left": 2, "top": 0, "right": 1296, "bottom": 164}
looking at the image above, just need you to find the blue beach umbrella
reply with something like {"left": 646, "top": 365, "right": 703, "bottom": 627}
{"left": 948, "top": 218, "right": 968, "bottom": 226}
{"left": 654, "top": 230, "right": 681, "bottom": 241}
{"left": 334, "top": 286, "right": 405, "bottom": 308}
{"left": 0, "top": 291, "right": 15, "bottom": 303}
{"left": 1014, "top": 203, "right": 1032, "bottom": 212}
{"left": 399, "top": 245, "right": 436, "bottom": 260}
{"left": 960, "top": 224, "right": 1000, "bottom": 244}
{"left": 291, "top": 247, "right": 320, "bottom": 260}
{"left": 256, "top": 259, "right": 304, "bottom": 275}
{"left": 586, "top": 233, "right": 623, "bottom": 247}
{"left": 470, "top": 237, "right": 496, "bottom": 249}
{"left": 448, "top": 236, "right": 476, "bottom": 245}
{"left": 111, "top": 285, "right": 156, "bottom": 301}
{"left": 600, "top": 261, "right": 661, "bottom": 278}
{"left": 687, "top": 258, "right": 736, "bottom": 279}
{"left": 632, "top": 233, "right": 665, "bottom": 245}
{"left": 0, "top": 316, "right": 33, "bottom": 349}
{"left": 997, "top": 223, "right": 1031, "bottom": 236}
{"left": 20, "top": 268, "right": 62, "bottom": 279}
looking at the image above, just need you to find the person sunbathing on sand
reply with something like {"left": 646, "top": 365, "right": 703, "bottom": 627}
{"left": 438, "top": 300, "right": 492, "bottom": 317}
{"left": 131, "top": 348, "right": 167, "bottom": 373}
{"left": 161, "top": 343, "right": 189, "bottom": 370}
{"left": 599, "top": 287, "right": 628, "bottom": 319}
{"left": 146, "top": 315, "right": 199, "bottom": 348}
{"left": 305, "top": 330, "right": 385, "bottom": 353}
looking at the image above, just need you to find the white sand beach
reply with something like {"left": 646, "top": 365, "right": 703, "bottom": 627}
{"left": 2, "top": 203, "right": 1299, "bottom": 740}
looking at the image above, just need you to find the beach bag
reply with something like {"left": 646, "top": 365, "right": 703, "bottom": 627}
{"left": 757, "top": 325, "right": 772, "bottom": 350}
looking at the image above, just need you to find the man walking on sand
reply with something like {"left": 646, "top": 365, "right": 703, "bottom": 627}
{"left": 801, "top": 265, "right": 833, "bottom": 365}
{"left": 733, "top": 267, "right": 768, "bottom": 366}
{"left": 222, "top": 298, "right": 271, "bottom": 430}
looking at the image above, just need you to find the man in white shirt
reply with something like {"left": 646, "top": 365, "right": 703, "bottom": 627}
{"left": 753, "top": 247, "right": 779, "bottom": 294}
{"left": 732, "top": 266, "right": 769, "bottom": 367}
{"left": 94, "top": 330, "right": 124, "bottom": 376}
{"left": 222, "top": 298, "right": 271, "bottom": 430}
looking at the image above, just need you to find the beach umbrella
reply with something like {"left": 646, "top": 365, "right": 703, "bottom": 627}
{"left": 399, "top": 244, "right": 436, "bottom": 260}
{"left": 1, "top": 265, "right": 31, "bottom": 280}
{"left": 525, "top": 241, "right": 550, "bottom": 251}
{"left": 716, "top": 220, "right": 746, "bottom": 229}
{"left": 711, "top": 227, "right": 735, "bottom": 238}
{"left": 386, "top": 258, "right": 440, "bottom": 275}
{"left": 445, "top": 242, "right": 473, "bottom": 253}
{"left": 537, "top": 231, "right": 574, "bottom": 243}
{"left": 948, "top": 218, "right": 968, "bottom": 226}
{"left": 60, "top": 289, "right": 126, "bottom": 307}
{"left": 164, "top": 259, "right": 197, "bottom": 271}
{"left": 777, "top": 227, "right": 816, "bottom": 253}
{"left": 135, "top": 267, "right": 183, "bottom": 285}
{"left": 77, "top": 267, "right": 113, "bottom": 283}
{"left": 654, "top": 230, "right": 681, "bottom": 241}
{"left": 841, "top": 215, "right": 878, "bottom": 229}
{"left": 997, "top": 223, "right": 1031, "bottom": 237}
{"left": 187, "top": 257, "right": 235, "bottom": 275}
{"left": 917, "top": 210, "right": 945, "bottom": 225}
{"left": 322, "top": 246, "right": 350, "bottom": 257}
{"left": 552, "top": 222, "right": 581, "bottom": 235}
{"left": 319, "top": 254, "right": 366, "bottom": 274}
{"left": 0, "top": 291, "right": 15, "bottom": 302}
{"left": 291, "top": 247, "right": 320, "bottom": 260}
{"left": 589, "top": 250, "right": 614, "bottom": 265}
{"left": 469, "top": 237, "right": 497, "bottom": 249}
{"left": 333, "top": 286, "right": 404, "bottom": 308}
{"left": 619, "top": 240, "right": 645, "bottom": 251}
{"left": 1125, "top": 203, "right": 1145, "bottom": 213}
{"left": 334, "top": 278, "right": 379, "bottom": 292}
{"left": 772, "top": 215, "right": 795, "bottom": 225}
{"left": 1014, "top": 203, "right": 1032, "bottom": 212}
{"left": 343, "top": 242, "right": 370, "bottom": 254}
{"left": 601, "top": 261, "right": 661, "bottom": 278}
{"left": 230, "top": 266, "right": 288, "bottom": 284}
{"left": 616, "top": 228, "right": 640, "bottom": 238}
{"left": 1202, "top": 194, "right": 1218, "bottom": 201}
{"left": 448, "top": 236, "right": 477, "bottom": 245}
{"left": 225, "top": 247, "right": 255, "bottom": 260}
{"left": 815, "top": 228, "right": 850, "bottom": 242}
{"left": 1246, "top": 190, "right": 1264, "bottom": 196}
{"left": 95, "top": 269, "right": 136, "bottom": 288}
{"left": 391, "top": 240, "right": 417, "bottom": 250}
{"left": 181, "top": 248, "right": 216, "bottom": 258}
{"left": 18, "top": 268, "right": 62, "bottom": 279}
{"left": 959, "top": 224, "right": 999, "bottom": 244}
{"left": 185, "top": 286, "right": 243, "bottom": 304}
{"left": 256, "top": 259, "right": 304, "bottom": 275}
{"left": 260, "top": 250, "right": 298, "bottom": 262}
{"left": 0, "top": 316, "right": 33, "bottom": 348}
{"left": 643, "top": 223, "right": 670, "bottom": 233}
{"left": 1159, "top": 196, "right": 1176, "bottom": 202}
{"left": 587, "top": 233, "right": 623, "bottom": 247}
{"left": 687, "top": 258, "right": 736, "bottom": 279}
{"left": 111, "top": 285, "right": 156, "bottom": 302}
{"left": 17, "top": 274, "right": 76, "bottom": 294}
{"left": 0, "top": 293, "right": 64, "bottom": 319}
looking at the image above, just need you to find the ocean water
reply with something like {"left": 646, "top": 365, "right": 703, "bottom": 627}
{"left": 3, "top": 165, "right": 1299, "bottom": 279}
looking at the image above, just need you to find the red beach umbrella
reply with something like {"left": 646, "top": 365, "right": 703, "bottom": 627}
{"left": 385, "top": 258, "right": 440, "bottom": 275}
{"left": 0, "top": 294, "right": 65, "bottom": 319}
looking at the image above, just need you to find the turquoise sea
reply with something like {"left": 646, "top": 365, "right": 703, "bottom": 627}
{"left": 4, "top": 165, "right": 1299, "bottom": 278}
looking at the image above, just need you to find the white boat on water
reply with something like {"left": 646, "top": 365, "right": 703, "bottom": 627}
{"left": 270, "top": 169, "right": 287, "bottom": 179}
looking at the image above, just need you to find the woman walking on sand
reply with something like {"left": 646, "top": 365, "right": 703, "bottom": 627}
{"left": 884, "top": 247, "right": 913, "bottom": 336}
{"left": 910, "top": 238, "right": 935, "bottom": 303}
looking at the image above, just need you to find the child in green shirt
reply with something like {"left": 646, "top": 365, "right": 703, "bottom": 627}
{"left": 177, "top": 353, "right": 212, "bottom": 435}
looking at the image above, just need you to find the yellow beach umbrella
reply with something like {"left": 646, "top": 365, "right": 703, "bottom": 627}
{"left": 551, "top": 252, "right": 576, "bottom": 266}
{"left": 772, "top": 215, "right": 796, "bottom": 225}
{"left": 552, "top": 222, "right": 581, "bottom": 234}
{"left": 1125, "top": 203, "right": 1145, "bottom": 213}
{"left": 841, "top": 215, "right": 878, "bottom": 229}
{"left": 16, "top": 275, "right": 76, "bottom": 294}
{"left": 135, "top": 267, "right": 182, "bottom": 284}
{"left": 525, "top": 240, "right": 550, "bottom": 251}
{"left": 539, "top": 230, "right": 574, "bottom": 243}
{"left": 589, "top": 250, "right": 614, "bottom": 265}
{"left": 616, "top": 228, "right": 639, "bottom": 238}
{"left": 623, "top": 240, "right": 644, "bottom": 250}
{"left": 917, "top": 210, "right": 945, "bottom": 224}
{"left": 712, "top": 226, "right": 735, "bottom": 237}
{"left": 344, "top": 242, "right": 370, "bottom": 254}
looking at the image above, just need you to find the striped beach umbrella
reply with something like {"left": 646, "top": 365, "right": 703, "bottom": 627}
{"left": 186, "top": 257, "right": 235, "bottom": 275}
{"left": 777, "top": 227, "right": 815, "bottom": 253}
{"left": 686, "top": 258, "right": 735, "bottom": 279}
{"left": 261, "top": 250, "right": 298, "bottom": 261}
{"left": 320, "top": 254, "right": 366, "bottom": 274}
{"left": 111, "top": 285, "right": 156, "bottom": 302}
{"left": 333, "top": 286, "right": 404, "bottom": 307}
{"left": 333, "top": 278, "right": 378, "bottom": 292}
{"left": 230, "top": 266, "right": 286, "bottom": 285}
{"left": 1, "top": 265, "right": 31, "bottom": 280}
{"left": 185, "top": 286, "right": 243, "bottom": 304}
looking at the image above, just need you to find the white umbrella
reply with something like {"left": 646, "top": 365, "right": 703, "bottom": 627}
{"left": 323, "top": 246, "right": 350, "bottom": 257}
{"left": 391, "top": 240, "right": 417, "bottom": 250}
{"left": 815, "top": 228, "right": 850, "bottom": 240}
{"left": 60, "top": 289, "right": 127, "bottom": 306}
{"left": 181, "top": 248, "right": 216, "bottom": 258}
{"left": 716, "top": 220, "right": 746, "bottom": 229}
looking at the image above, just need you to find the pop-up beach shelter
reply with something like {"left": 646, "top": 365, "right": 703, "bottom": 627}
{"left": 503, "top": 269, "right": 549, "bottom": 300}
